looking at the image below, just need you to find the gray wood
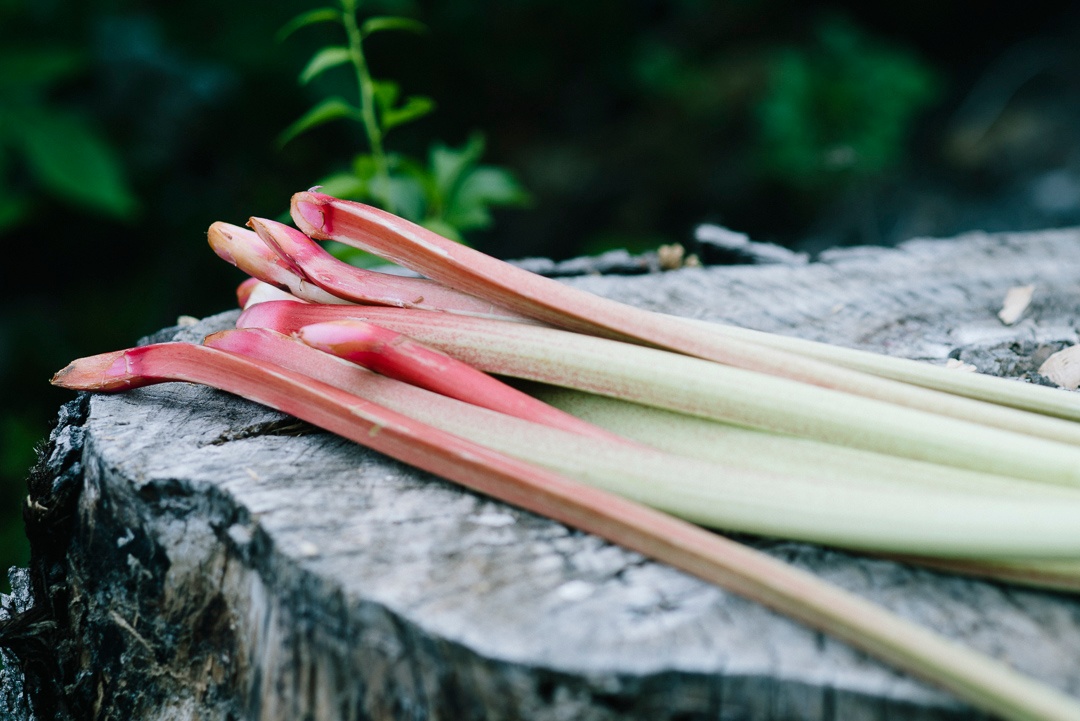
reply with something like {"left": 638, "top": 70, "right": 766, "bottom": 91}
{"left": 11, "top": 228, "right": 1080, "bottom": 720}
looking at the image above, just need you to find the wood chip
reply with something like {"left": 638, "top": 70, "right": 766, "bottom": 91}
{"left": 658, "top": 243, "right": 686, "bottom": 271}
{"left": 997, "top": 285, "right": 1034, "bottom": 325}
{"left": 1038, "top": 345, "right": 1080, "bottom": 389}
{"left": 944, "top": 358, "right": 978, "bottom": 372}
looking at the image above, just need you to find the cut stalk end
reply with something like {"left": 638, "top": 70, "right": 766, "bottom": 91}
{"left": 51, "top": 349, "right": 146, "bottom": 392}
{"left": 293, "top": 192, "right": 333, "bottom": 237}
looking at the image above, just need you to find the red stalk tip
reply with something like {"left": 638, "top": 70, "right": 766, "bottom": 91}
{"left": 247, "top": 217, "right": 310, "bottom": 272}
{"left": 208, "top": 221, "right": 349, "bottom": 306}
{"left": 51, "top": 348, "right": 157, "bottom": 392}
{"left": 207, "top": 221, "right": 241, "bottom": 265}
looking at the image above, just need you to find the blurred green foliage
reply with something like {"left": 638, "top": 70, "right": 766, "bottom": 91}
{"left": 0, "top": 43, "right": 137, "bottom": 230}
{"left": 758, "top": 17, "right": 940, "bottom": 189}
{"left": 5, "top": 0, "right": 1061, "bottom": 596}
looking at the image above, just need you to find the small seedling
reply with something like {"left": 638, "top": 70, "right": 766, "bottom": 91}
{"left": 278, "top": 0, "right": 529, "bottom": 256}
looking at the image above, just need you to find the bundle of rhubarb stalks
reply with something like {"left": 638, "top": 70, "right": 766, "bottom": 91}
{"left": 54, "top": 191, "right": 1080, "bottom": 720}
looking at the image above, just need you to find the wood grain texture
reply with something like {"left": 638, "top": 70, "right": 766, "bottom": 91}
{"left": 13, "top": 228, "right": 1080, "bottom": 720}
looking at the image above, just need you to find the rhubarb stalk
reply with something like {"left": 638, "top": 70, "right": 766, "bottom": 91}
{"left": 289, "top": 192, "right": 1080, "bottom": 429}
{"left": 691, "top": 318, "right": 1080, "bottom": 422}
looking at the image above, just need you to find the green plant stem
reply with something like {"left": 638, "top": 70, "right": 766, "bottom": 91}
{"left": 528, "top": 384, "right": 1080, "bottom": 590}
{"left": 340, "top": 0, "right": 391, "bottom": 212}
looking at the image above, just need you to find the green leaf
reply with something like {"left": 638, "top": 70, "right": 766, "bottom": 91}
{"left": 12, "top": 109, "right": 137, "bottom": 218}
{"left": 421, "top": 134, "right": 530, "bottom": 236}
{"left": 360, "top": 16, "right": 427, "bottom": 37}
{"left": 457, "top": 167, "right": 531, "bottom": 207}
{"left": 431, "top": 133, "right": 485, "bottom": 199}
{"left": 277, "top": 97, "right": 360, "bottom": 147}
{"left": 372, "top": 80, "right": 401, "bottom": 114}
{"left": 443, "top": 203, "right": 491, "bottom": 233}
{"left": 444, "top": 167, "right": 530, "bottom": 233}
{"left": 381, "top": 95, "right": 435, "bottom": 132}
{"left": 370, "top": 174, "right": 426, "bottom": 221}
{"left": 388, "top": 152, "right": 436, "bottom": 192}
{"left": 277, "top": 7, "right": 342, "bottom": 43}
{"left": 371, "top": 82, "right": 434, "bottom": 133}
{"left": 299, "top": 46, "right": 351, "bottom": 85}
{"left": 314, "top": 171, "right": 368, "bottom": 199}
{"left": 351, "top": 153, "right": 380, "bottom": 181}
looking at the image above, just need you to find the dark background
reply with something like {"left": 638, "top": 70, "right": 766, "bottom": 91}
{"left": 5, "top": 0, "right": 1080, "bottom": 591}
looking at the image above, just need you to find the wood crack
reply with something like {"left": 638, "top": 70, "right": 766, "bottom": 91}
{"left": 204, "top": 419, "right": 319, "bottom": 446}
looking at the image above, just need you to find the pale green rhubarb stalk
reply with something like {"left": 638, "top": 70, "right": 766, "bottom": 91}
{"left": 236, "top": 300, "right": 1080, "bottom": 488}
{"left": 526, "top": 384, "right": 1080, "bottom": 501}
{"left": 208, "top": 222, "right": 349, "bottom": 305}
{"left": 50, "top": 341, "right": 1080, "bottom": 720}
{"left": 289, "top": 191, "right": 1080, "bottom": 428}
{"left": 687, "top": 317, "right": 1080, "bottom": 423}
{"left": 247, "top": 217, "right": 535, "bottom": 321}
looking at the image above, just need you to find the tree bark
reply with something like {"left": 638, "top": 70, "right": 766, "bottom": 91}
{"left": 8, "top": 228, "right": 1080, "bottom": 720}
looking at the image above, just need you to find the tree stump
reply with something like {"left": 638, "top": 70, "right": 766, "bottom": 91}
{"left": 8, "top": 229, "right": 1080, "bottom": 720}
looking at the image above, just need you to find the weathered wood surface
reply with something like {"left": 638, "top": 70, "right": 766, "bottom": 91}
{"left": 10, "top": 229, "right": 1080, "bottom": 720}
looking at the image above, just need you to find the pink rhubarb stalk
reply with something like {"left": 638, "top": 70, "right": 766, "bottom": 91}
{"left": 296, "top": 318, "right": 624, "bottom": 441}
{"left": 289, "top": 191, "right": 1080, "bottom": 429}
{"left": 50, "top": 342, "right": 1080, "bottom": 720}
{"left": 208, "top": 221, "right": 350, "bottom": 305}
{"left": 248, "top": 217, "right": 533, "bottom": 321}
